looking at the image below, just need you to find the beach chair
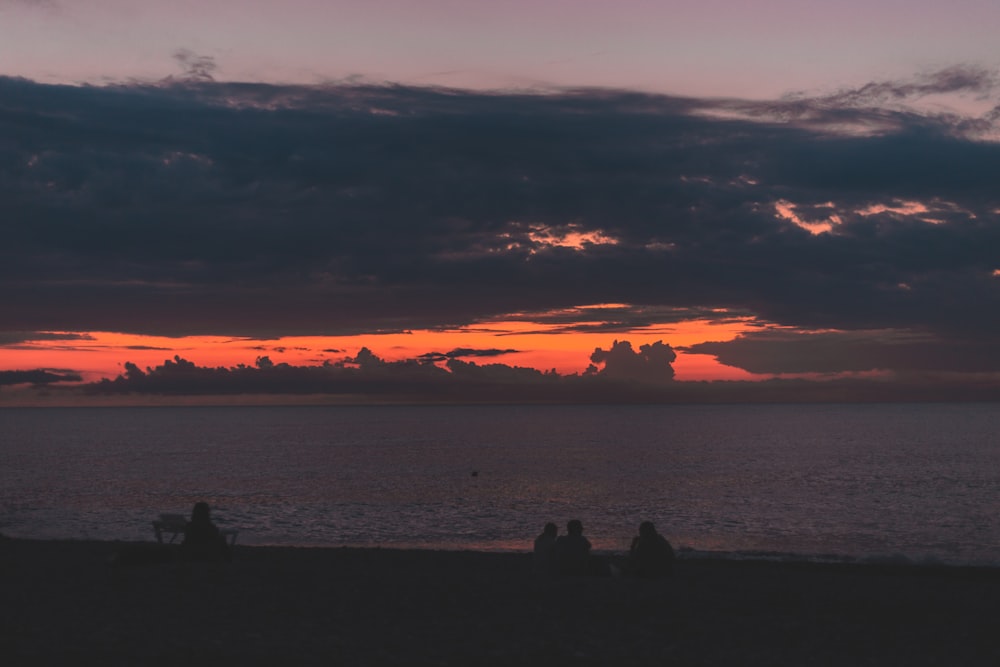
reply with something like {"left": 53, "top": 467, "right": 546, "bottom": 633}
{"left": 152, "top": 513, "right": 239, "bottom": 546}
{"left": 152, "top": 513, "right": 188, "bottom": 544}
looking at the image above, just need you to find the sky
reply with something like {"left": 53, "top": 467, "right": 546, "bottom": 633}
{"left": 2, "top": 0, "right": 1000, "bottom": 404}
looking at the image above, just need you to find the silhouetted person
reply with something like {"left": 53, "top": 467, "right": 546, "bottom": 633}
{"left": 533, "top": 522, "right": 558, "bottom": 575}
{"left": 180, "top": 502, "right": 231, "bottom": 562}
{"left": 626, "top": 521, "right": 674, "bottom": 578}
{"left": 551, "top": 519, "right": 593, "bottom": 576}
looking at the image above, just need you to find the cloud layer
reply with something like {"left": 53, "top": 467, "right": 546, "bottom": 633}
{"left": 2, "top": 69, "right": 1000, "bottom": 385}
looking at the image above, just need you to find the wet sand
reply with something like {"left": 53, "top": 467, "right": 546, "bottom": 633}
{"left": 2, "top": 536, "right": 999, "bottom": 665}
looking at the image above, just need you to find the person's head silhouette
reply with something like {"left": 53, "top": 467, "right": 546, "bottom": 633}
{"left": 191, "top": 501, "right": 211, "bottom": 524}
{"left": 567, "top": 519, "right": 583, "bottom": 536}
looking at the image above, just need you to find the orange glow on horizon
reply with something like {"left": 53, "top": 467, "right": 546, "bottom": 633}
{"left": 0, "top": 316, "right": 760, "bottom": 384}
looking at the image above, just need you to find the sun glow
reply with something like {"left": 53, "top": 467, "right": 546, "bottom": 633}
{"left": 488, "top": 222, "right": 620, "bottom": 255}
{"left": 0, "top": 314, "right": 759, "bottom": 385}
{"left": 775, "top": 198, "right": 976, "bottom": 234}
{"left": 857, "top": 200, "right": 930, "bottom": 217}
{"left": 774, "top": 200, "right": 841, "bottom": 235}
{"left": 526, "top": 223, "right": 619, "bottom": 250}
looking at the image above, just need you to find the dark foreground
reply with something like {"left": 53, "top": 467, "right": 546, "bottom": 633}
{"left": 2, "top": 537, "right": 999, "bottom": 666}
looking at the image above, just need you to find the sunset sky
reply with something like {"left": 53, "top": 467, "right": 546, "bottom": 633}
{"left": 2, "top": 0, "right": 1000, "bottom": 404}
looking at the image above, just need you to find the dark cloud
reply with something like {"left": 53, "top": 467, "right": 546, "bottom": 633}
{"left": 0, "top": 369, "right": 81, "bottom": 386}
{"left": 0, "top": 332, "right": 94, "bottom": 345}
{"left": 417, "top": 348, "right": 520, "bottom": 362}
{"left": 84, "top": 344, "right": 667, "bottom": 400}
{"left": 77, "top": 344, "right": 1000, "bottom": 404}
{"left": 1, "top": 70, "right": 999, "bottom": 381}
{"left": 686, "top": 329, "right": 1000, "bottom": 375}
{"left": 490, "top": 306, "right": 747, "bottom": 335}
{"left": 586, "top": 340, "right": 676, "bottom": 384}
{"left": 87, "top": 350, "right": 548, "bottom": 400}
{"left": 171, "top": 49, "right": 217, "bottom": 83}
{"left": 445, "top": 347, "right": 519, "bottom": 358}
{"left": 811, "top": 66, "right": 999, "bottom": 108}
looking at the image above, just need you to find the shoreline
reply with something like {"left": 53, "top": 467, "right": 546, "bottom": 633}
{"left": 7, "top": 532, "right": 996, "bottom": 570}
{"left": 4, "top": 537, "right": 1000, "bottom": 665}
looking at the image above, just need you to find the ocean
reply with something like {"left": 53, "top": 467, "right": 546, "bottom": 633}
{"left": 2, "top": 403, "right": 998, "bottom": 566}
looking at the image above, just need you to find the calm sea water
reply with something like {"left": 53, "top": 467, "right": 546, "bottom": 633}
{"left": 2, "top": 404, "right": 999, "bottom": 565}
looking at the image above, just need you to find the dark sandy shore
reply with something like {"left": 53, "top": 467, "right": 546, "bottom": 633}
{"left": 2, "top": 537, "right": 999, "bottom": 666}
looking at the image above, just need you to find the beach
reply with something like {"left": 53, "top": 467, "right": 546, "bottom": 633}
{"left": 2, "top": 537, "right": 999, "bottom": 666}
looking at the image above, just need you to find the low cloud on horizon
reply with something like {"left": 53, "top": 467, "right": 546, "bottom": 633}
{"left": 5, "top": 340, "right": 1000, "bottom": 405}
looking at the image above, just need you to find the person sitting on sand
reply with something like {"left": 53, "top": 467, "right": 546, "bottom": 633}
{"left": 551, "top": 519, "right": 593, "bottom": 576}
{"left": 625, "top": 521, "right": 674, "bottom": 578}
{"left": 180, "top": 501, "right": 231, "bottom": 562}
{"left": 533, "top": 522, "right": 558, "bottom": 575}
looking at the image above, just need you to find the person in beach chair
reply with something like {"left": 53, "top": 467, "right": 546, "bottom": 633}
{"left": 624, "top": 521, "right": 675, "bottom": 578}
{"left": 180, "top": 501, "right": 231, "bottom": 562}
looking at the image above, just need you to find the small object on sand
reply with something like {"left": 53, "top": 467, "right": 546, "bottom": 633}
{"left": 471, "top": 470, "right": 478, "bottom": 477}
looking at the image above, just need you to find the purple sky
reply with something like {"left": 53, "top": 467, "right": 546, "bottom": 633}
{"left": 4, "top": 0, "right": 999, "bottom": 100}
